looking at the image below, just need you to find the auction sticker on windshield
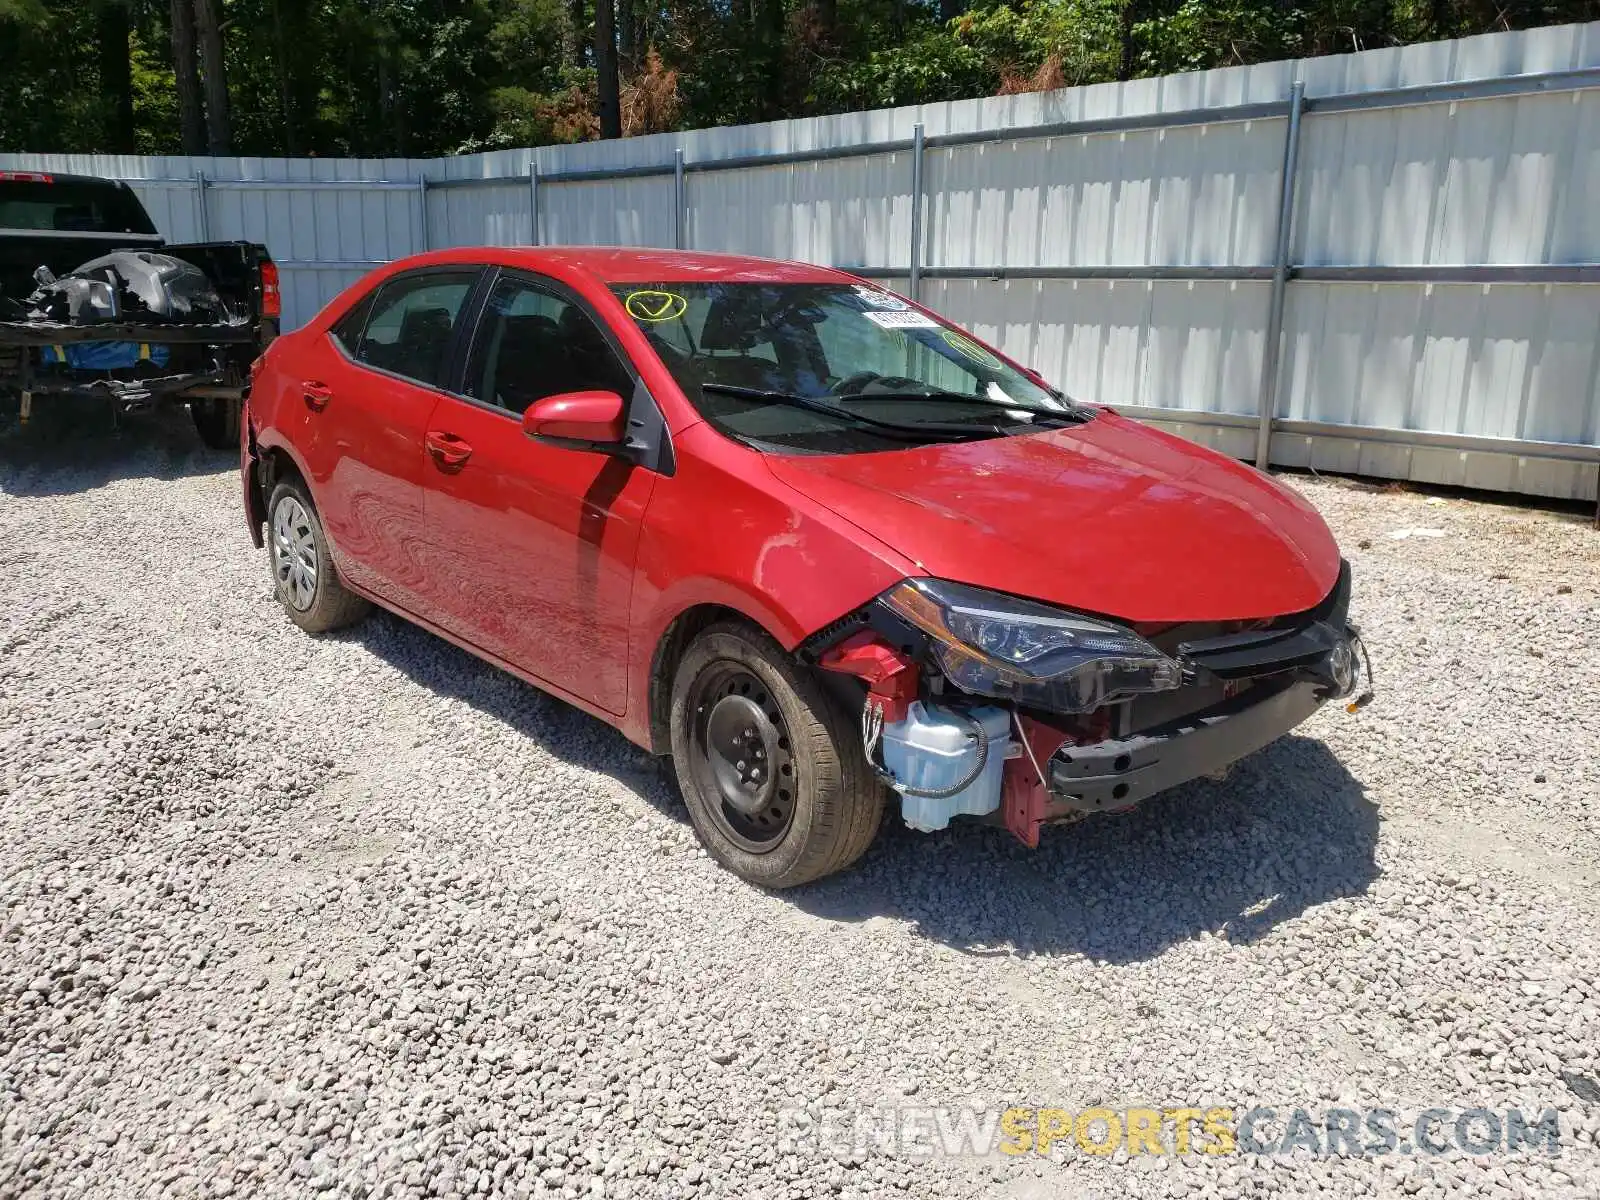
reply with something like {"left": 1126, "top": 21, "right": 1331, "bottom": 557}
{"left": 851, "top": 284, "right": 909, "bottom": 311}
{"left": 863, "top": 310, "right": 938, "bottom": 329}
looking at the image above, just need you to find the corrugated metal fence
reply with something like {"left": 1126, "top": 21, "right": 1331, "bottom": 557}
{"left": 6, "top": 21, "right": 1599, "bottom": 501}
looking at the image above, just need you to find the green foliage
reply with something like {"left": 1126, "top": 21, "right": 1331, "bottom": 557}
{"left": 956, "top": 0, "right": 1123, "bottom": 87}
{"left": 1132, "top": 0, "right": 1303, "bottom": 74}
{"left": 0, "top": 0, "right": 1595, "bottom": 156}
{"left": 0, "top": 0, "right": 107, "bottom": 153}
{"left": 130, "top": 28, "right": 180, "bottom": 154}
{"left": 811, "top": 29, "right": 993, "bottom": 110}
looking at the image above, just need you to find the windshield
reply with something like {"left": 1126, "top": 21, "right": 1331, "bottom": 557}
{"left": 610, "top": 281, "right": 1089, "bottom": 454}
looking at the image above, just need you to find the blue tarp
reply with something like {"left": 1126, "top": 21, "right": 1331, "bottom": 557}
{"left": 39, "top": 342, "right": 170, "bottom": 370}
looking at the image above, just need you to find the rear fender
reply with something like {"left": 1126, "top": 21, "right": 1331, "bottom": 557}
{"left": 243, "top": 432, "right": 318, "bottom": 551}
{"left": 242, "top": 406, "right": 265, "bottom": 547}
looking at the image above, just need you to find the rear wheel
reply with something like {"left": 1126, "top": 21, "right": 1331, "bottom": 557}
{"left": 266, "top": 478, "right": 370, "bottom": 634}
{"left": 669, "top": 622, "right": 883, "bottom": 888}
{"left": 192, "top": 396, "right": 241, "bottom": 450}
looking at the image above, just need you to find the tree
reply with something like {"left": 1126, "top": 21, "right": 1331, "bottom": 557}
{"left": 618, "top": 0, "right": 636, "bottom": 71}
{"left": 568, "top": 0, "right": 586, "bottom": 68}
{"left": 4, "top": 0, "right": 1599, "bottom": 159}
{"left": 96, "top": 0, "right": 135, "bottom": 151}
{"left": 594, "top": 0, "right": 620, "bottom": 137}
{"left": 170, "top": 0, "right": 205, "bottom": 153}
{"left": 193, "top": 0, "right": 230, "bottom": 152}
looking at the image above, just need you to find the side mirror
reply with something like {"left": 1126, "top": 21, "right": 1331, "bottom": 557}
{"left": 522, "top": 390, "right": 627, "bottom": 447}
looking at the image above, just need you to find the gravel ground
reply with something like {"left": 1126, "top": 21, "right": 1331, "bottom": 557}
{"left": 1, "top": 406, "right": 1597, "bottom": 1200}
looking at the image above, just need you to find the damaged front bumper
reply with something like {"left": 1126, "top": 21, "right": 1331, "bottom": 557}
{"left": 1048, "top": 589, "right": 1365, "bottom": 816}
{"left": 814, "top": 561, "right": 1369, "bottom": 847}
{"left": 1003, "top": 579, "right": 1368, "bottom": 845}
{"left": 998, "top": 630, "right": 1366, "bottom": 848}
{"left": 1048, "top": 676, "right": 1328, "bottom": 813}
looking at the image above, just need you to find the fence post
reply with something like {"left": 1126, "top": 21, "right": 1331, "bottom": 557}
{"left": 674, "top": 148, "right": 686, "bottom": 249}
{"left": 529, "top": 162, "right": 540, "bottom": 246}
{"left": 417, "top": 176, "right": 429, "bottom": 252}
{"left": 193, "top": 170, "right": 210, "bottom": 241}
{"left": 1254, "top": 80, "right": 1306, "bottom": 471}
{"left": 908, "top": 123, "right": 925, "bottom": 301}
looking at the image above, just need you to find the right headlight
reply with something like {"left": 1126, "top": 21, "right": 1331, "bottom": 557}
{"left": 880, "top": 578, "right": 1182, "bottom": 713}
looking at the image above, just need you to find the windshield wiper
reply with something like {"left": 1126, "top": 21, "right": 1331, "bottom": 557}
{"left": 845, "top": 390, "right": 1096, "bottom": 424}
{"left": 699, "top": 384, "right": 1002, "bottom": 440}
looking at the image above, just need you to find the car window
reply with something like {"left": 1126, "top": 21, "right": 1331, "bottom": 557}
{"left": 329, "top": 293, "right": 373, "bottom": 356}
{"left": 610, "top": 281, "right": 1087, "bottom": 454}
{"left": 467, "top": 276, "right": 633, "bottom": 416}
{"left": 0, "top": 179, "right": 157, "bottom": 235}
{"left": 351, "top": 271, "right": 477, "bottom": 388}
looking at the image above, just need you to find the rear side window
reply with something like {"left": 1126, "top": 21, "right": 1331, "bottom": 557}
{"left": 0, "top": 179, "right": 157, "bottom": 234}
{"left": 347, "top": 271, "right": 477, "bottom": 388}
{"left": 329, "top": 294, "right": 373, "bottom": 355}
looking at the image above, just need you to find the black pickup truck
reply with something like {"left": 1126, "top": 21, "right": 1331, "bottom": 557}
{"left": 0, "top": 169, "right": 278, "bottom": 449}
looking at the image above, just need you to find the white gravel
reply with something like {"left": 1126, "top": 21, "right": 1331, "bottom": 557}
{"left": 2, "top": 407, "right": 1598, "bottom": 1199}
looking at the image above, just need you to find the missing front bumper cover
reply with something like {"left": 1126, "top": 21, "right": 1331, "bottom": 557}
{"left": 1046, "top": 677, "right": 1328, "bottom": 813}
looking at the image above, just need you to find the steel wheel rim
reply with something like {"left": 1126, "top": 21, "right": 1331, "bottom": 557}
{"left": 270, "top": 495, "right": 318, "bottom": 612}
{"left": 686, "top": 665, "right": 796, "bottom": 853}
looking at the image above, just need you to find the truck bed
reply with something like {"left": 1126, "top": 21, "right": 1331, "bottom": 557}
{"left": 0, "top": 316, "right": 257, "bottom": 346}
{"left": 1, "top": 171, "right": 279, "bottom": 446}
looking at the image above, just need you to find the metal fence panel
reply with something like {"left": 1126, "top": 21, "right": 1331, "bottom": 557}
{"left": 1295, "top": 90, "right": 1600, "bottom": 268}
{"left": 686, "top": 154, "right": 914, "bottom": 265}
{"left": 1279, "top": 281, "right": 1600, "bottom": 447}
{"left": 540, "top": 177, "right": 676, "bottom": 249}
{"left": 924, "top": 121, "right": 1287, "bottom": 270}
{"left": 924, "top": 277, "right": 1271, "bottom": 416}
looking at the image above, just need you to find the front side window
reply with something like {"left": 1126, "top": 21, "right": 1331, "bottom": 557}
{"left": 349, "top": 271, "right": 477, "bottom": 388}
{"left": 610, "top": 281, "right": 1089, "bottom": 454}
{"left": 467, "top": 277, "right": 633, "bottom": 415}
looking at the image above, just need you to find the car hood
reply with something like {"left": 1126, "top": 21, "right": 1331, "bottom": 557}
{"left": 764, "top": 410, "right": 1342, "bottom": 625}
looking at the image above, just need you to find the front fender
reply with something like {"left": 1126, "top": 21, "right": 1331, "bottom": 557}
{"left": 619, "top": 432, "right": 920, "bottom": 750}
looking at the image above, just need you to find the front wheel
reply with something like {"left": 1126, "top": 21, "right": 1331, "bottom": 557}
{"left": 669, "top": 622, "right": 883, "bottom": 888}
{"left": 266, "top": 478, "right": 370, "bottom": 634}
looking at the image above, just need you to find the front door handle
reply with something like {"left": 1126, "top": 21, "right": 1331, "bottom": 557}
{"left": 302, "top": 380, "right": 332, "bottom": 411}
{"left": 425, "top": 430, "right": 473, "bottom": 470}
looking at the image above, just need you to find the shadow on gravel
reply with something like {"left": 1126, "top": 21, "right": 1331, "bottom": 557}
{"left": 346, "top": 608, "right": 680, "bottom": 796}
{"left": 0, "top": 397, "right": 227, "bottom": 497}
{"left": 351, "top": 609, "right": 1380, "bottom": 966}
{"left": 796, "top": 734, "right": 1379, "bottom": 963}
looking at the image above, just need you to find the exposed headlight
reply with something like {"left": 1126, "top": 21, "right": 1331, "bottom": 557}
{"left": 880, "top": 579, "right": 1182, "bottom": 712}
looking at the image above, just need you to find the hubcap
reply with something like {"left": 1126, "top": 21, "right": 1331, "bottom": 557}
{"left": 686, "top": 666, "right": 796, "bottom": 853}
{"left": 270, "top": 495, "right": 318, "bottom": 612}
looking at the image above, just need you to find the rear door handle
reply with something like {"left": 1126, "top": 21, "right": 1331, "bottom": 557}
{"left": 425, "top": 430, "right": 473, "bottom": 470}
{"left": 302, "top": 381, "right": 332, "bottom": 411}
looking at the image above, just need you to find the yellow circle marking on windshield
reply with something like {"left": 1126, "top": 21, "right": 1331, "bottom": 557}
{"left": 625, "top": 290, "right": 687, "bottom": 322}
{"left": 940, "top": 330, "right": 1002, "bottom": 369}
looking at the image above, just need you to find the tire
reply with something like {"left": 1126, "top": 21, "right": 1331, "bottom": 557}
{"left": 266, "top": 478, "right": 370, "bottom": 634}
{"left": 669, "top": 621, "right": 883, "bottom": 888}
{"left": 192, "top": 396, "right": 241, "bottom": 450}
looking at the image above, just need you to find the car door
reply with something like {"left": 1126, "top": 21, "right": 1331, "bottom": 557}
{"left": 419, "top": 271, "right": 658, "bottom": 715}
{"left": 300, "top": 268, "right": 481, "bottom": 616}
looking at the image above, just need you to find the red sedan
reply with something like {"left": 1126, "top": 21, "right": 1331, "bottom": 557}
{"left": 242, "top": 247, "right": 1367, "bottom": 887}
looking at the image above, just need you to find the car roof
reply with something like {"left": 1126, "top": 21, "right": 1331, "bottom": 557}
{"left": 399, "top": 245, "right": 861, "bottom": 286}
